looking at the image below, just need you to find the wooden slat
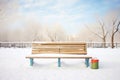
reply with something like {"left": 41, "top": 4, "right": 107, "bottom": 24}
{"left": 60, "top": 48, "right": 86, "bottom": 54}
{"left": 32, "top": 44, "right": 58, "bottom": 48}
{"left": 32, "top": 48, "right": 59, "bottom": 54}
{"left": 32, "top": 42, "right": 86, "bottom": 46}
{"left": 32, "top": 43, "right": 86, "bottom": 48}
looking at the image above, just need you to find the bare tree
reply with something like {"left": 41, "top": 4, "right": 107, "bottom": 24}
{"left": 98, "top": 20, "right": 108, "bottom": 48}
{"left": 119, "top": 30, "right": 120, "bottom": 41}
{"left": 86, "top": 19, "right": 108, "bottom": 48}
{"left": 110, "top": 19, "right": 120, "bottom": 48}
{"left": 0, "top": 26, "right": 9, "bottom": 42}
{"left": 46, "top": 24, "right": 67, "bottom": 42}
{"left": 17, "top": 19, "right": 44, "bottom": 42}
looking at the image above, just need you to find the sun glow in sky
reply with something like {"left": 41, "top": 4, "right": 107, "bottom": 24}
{"left": 1, "top": 0, "right": 120, "bottom": 34}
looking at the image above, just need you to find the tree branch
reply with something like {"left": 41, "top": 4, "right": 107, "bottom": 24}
{"left": 113, "top": 21, "right": 120, "bottom": 35}
{"left": 98, "top": 19, "right": 105, "bottom": 36}
{"left": 113, "top": 18, "right": 117, "bottom": 26}
{"left": 85, "top": 24, "right": 103, "bottom": 39}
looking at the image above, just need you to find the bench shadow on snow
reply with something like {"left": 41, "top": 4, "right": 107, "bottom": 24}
{"left": 31, "top": 61, "right": 88, "bottom": 69}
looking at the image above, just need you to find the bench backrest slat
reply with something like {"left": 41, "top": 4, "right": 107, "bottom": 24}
{"left": 32, "top": 42, "right": 87, "bottom": 55}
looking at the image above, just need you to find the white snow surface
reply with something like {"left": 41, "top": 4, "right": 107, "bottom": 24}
{"left": 0, "top": 48, "right": 120, "bottom": 80}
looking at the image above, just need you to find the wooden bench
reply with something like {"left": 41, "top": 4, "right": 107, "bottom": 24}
{"left": 26, "top": 42, "right": 92, "bottom": 67}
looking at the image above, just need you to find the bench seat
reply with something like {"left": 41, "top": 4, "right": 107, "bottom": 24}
{"left": 26, "top": 54, "right": 92, "bottom": 59}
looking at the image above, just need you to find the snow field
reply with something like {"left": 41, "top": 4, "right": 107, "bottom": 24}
{"left": 0, "top": 48, "right": 120, "bottom": 80}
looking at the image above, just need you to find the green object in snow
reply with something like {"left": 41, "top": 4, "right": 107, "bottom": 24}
{"left": 91, "top": 58, "right": 99, "bottom": 69}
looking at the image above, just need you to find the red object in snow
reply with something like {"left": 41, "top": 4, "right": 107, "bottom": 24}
{"left": 91, "top": 58, "right": 99, "bottom": 63}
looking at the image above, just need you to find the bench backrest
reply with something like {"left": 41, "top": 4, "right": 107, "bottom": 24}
{"left": 32, "top": 42, "right": 87, "bottom": 55}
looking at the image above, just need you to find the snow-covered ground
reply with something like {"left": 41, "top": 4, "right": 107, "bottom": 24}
{"left": 0, "top": 48, "right": 120, "bottom": 80}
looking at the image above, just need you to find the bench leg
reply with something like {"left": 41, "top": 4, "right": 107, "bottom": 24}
{"left": 85, "top": 58, "right": 90, "bottom": 67}
{"left": 58, "top": 58, "right": 61, "bottom": 67}
{"left": 30, "top": 58, "right": 34, "bottom": 66}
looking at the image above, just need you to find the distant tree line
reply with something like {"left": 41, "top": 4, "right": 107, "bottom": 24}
{"left": 0, "top": 4, "right": 120, "bottom": 48}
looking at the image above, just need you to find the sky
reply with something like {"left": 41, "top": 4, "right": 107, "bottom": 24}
{"left": 0, "top": 0, "right": 120, "bottom": 34}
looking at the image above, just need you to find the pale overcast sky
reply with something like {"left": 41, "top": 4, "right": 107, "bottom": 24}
{"left": 0, "top": 0, "right": 120, "bottom": 34}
